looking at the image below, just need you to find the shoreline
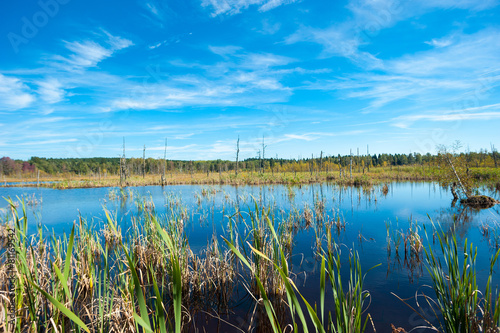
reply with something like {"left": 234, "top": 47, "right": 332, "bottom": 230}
{"left": 1, "top": 167, "right": 498, "bottom": 189}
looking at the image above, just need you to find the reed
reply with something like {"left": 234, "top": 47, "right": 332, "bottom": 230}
{"left": 3, "top": 193, "right": 497, "bottom": 332}
{"left": 480, "top": 222, "right": 500, "bottom": 250}
{"left": 0, "top": 197, "right": 240, "bottom": 332}
{"left": 423, "top": 228, "right": 500, "bottom": 332}
{"left": 225, "top": 199, "right": 379, "bottom": 333}
{"left": 393, "top": 225, "right": 500, "bottom": 332}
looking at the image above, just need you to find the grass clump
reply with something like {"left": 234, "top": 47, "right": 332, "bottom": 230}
{"left": 225, "top": 200, "right": 379, "bottom": 333}
{"left": 394, "top": 225, "right": 500, "bottom": 332}
{"left": 424, "top": 229, "right": 500, "bottom": 332}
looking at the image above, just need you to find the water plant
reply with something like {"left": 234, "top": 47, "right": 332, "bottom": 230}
{"left": 394, "top": 224, "right": 500, "bottom": 332}
{"left": 424, "top": 229, "right": 500, "bottom": 332}
{"left": 225, "top": 200, "right": 379, "bottom": 333}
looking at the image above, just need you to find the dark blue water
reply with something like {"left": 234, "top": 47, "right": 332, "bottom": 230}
{"left": 1, "top": 182, "right": 499, "bottom": 331}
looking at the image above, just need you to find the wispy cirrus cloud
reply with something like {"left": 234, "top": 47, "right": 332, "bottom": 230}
{"left": 37, "top": 78, "right": 65, "bottom": 104}
{"left": 391, "top": 103, "right": 500, "bottom": 128}
{"left": 303, "top": 28, "right": 500, "bottom": 112}
{"left": 202, "top": 0, "right": 297, "bottom": 16}
{"left": 107, "top": 47, "right": 295, "bottom": 111}
{"left": 279, "top": 130, "right": 369, "bottom": 143}
{"left": 285, "top": 24, "right": 383, "bottom": 69}
{"left": 285, "top": 0, "right": 498, "bottom": 69}
{"left": 0, "top": 74, "right": 36, "bottom": 111}
{"left": 52, "top": 31, "right": 133, "bottom": 70}
{"left": 14, "top": 138, "right": 78, "bottom": 146}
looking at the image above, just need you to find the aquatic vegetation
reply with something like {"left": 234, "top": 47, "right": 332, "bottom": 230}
{"left": 0, "top": 184, "right": 498, "bottom": 332}
{"left": 382, "top": 183, "right": 389, "bottom": 196}
{"left": 424, "top": 230, "right": 500, "bottom": 332}
{"left": 226, "top": 209, "right": 379, "bottom": 333}
{"left": 21, "top": 193, "right": 42, "bottom": 207}
{"left": 480, "top": 221, "right": 500, "bottom": 250}
{"left": 393, "top": 225, "right": 500, "bottom": 332}
{"left": 385, "top": 219, "right": 424, "bottom": 282}
{"left": 0, "top": 198, "right": 238, "bottom": 332}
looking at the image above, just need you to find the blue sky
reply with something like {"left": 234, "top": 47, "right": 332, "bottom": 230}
{"left": 1, "top": 0, "right": 499, "bottom": 160}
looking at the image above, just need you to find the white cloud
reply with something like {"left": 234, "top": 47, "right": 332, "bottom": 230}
{"left": 277, "top": 130, "right": 369, "bottom": 143}
{"left": 0, "top": 74, "right": 35, "bottom": 111}
{"left": 391, "top": 103, "right": 500, "bottom": 128}
{"left": 37, "top": 78, "right": 65, "bottom": 104}
{"left": 259, "top": 19, "right": 281, "bottom": 34}
{"left": 60, "top": 41, "right": 112, "bottom": 68}
{"left": 346, "top": 0, "right": 498, "bottom": 31}
{"left": 418, "top": 0, "right": 498, "bottom": 11}
{"left": 284, "top": 133, "right": 316, "bottom": 141}
{"left": 54, "top": 32, "right": 133, "bottom": 70}
{"left": 149, "top": 40, "right": 167, "bottom": 49}
{"left": 14, "top": 138, "right": 78, "bottom": 146}
{"left": 425, "top": 37, "right": 454, "bottom": 48}
{"left": 285, "top": 25, "right": 382, "bottom": 69}
{"left": 285, "top": 0, "right": 498, "bottom": 69}
{"left": 308, "top": 29, "right": 500, "bottom": 112}
{"left": 107, "top": 47, "right": 294, "bottom": 111}
{"left": 105, "top": 31, "right": 134, "bottom": 50}
{"left": 390, "top": 29, "right": 500, "bottom": 76}
{"left": 209, "top": 45, "right": 243, "bottom": 57}
{"left": 202, "top": 0, "right": 297, "bottom": 16}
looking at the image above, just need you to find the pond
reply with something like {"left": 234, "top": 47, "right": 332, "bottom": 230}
{"left": 1, "top": 182, "right": 499, "bottom": 331}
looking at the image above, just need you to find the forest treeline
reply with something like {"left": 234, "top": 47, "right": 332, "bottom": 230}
{"left": 1, "top": 150, "right": 499, "bottom": 177}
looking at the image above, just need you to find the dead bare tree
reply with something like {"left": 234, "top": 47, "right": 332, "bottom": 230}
{"left": 143, "top": 144, "right": 146, "bottom": 179}
{"left": 437, "top": 142, "right": 471, "bottom": 200}
{"left": 320, "top": 151, "right": 323, "bottom": 174}
{"left": 350, "top": 149, "right": 353, "bottom": 179}
{"left": 491, "top": 143, "right": 498, "bottom": 168}
{"left": 162, "top": 138, "right": 167, "bottom": 185}
{"left": 262, "top": 136, "right": 267, "bottom": 174}
{"left": 235, "top": 136, "right": 240, "bottom": 176}
{"left": 120, "top": 137, "right": 127, "bottom": 186}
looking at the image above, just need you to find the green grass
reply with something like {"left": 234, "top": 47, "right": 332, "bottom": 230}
{"left": 1, "top": 195, "right": 499, "bottom": 332}
{"left": 424, "top": 228, "right": 500, "bottom": 332}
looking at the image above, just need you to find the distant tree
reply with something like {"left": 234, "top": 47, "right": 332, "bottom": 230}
{"left": 22, "top": 161, "right": 35, "bottom": 173}
{"left": 1, "top": 157, "right": 19, "bottom": 175}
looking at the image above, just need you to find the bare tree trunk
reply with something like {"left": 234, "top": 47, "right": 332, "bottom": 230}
{"left": 491, "top": 143, "right": 498, "bottom": 168}
{"left": 350, "top": 149, "right": 352, "bottom": 179}
{"left": 143, "top": 145, "right": 146, "bottom": 179}
{"left": 320, "top": 151, "right": 323, "bottom": 175}
{"left": 236, "top": 136, "right": 240, "bottom": 176}
{"left": 446, "top": 155, "right": 469, "bottom": 199}
{"left": 162, "top": 138, "right": 167, "bottom": 185}
{"left": 262, "top": 136, "right": 267, "bottom": 174}
{"left": 357, "top": 147, "right": 360, "bottom": 172}
{"left": 310, "top": 153, "right": 313, "bottom": 176}
{"left": 367, "top": 145, "right": 370, "bottom": 172}
{"left": 120, "top": 137, "right": 126, "bottom": 186}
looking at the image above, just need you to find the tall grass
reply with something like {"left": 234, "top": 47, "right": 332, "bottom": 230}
{"left": 424, "top": 228, "right": 500, "bottom": 332}
{"left": 224, "top": 199, "right": 379, "bottom": 333}
{"left": 2, "top": 194, "right": 498, "bottom": 332}
{"left": 0, "top": 197, "right": 238, "bottom": 332}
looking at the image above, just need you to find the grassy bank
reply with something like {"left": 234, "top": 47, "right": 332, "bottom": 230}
{"left": 2, "top": 166, "right": 500, "bottom": 189}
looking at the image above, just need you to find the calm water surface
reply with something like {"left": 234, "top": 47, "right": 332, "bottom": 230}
{"left": 1, "top": 182, "right": 499, "bottom": 331}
